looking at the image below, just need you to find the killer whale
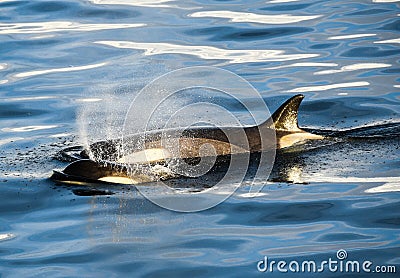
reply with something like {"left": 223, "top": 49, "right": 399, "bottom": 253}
{"left": 56, "top": 95, "right": 400, "bottom": 185}
{"left": 51, "top": 94, "right": 324, "bottom": 185}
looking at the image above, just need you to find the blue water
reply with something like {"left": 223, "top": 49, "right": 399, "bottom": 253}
{"left": 1, "top": 0, "right": 400, "bottom": 277}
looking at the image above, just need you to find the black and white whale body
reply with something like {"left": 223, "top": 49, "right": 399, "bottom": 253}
{"left": 52, "top": 94, "right": 323, "bottom": 185}
{"left": 80, "top": 94, "right": 321, "bottom": 162}
{"left": 50, "top": 94, "right": 399, "bottom": 186}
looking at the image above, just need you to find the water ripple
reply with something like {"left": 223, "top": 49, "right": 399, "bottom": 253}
{"left": 188, "top": 10, "right": 321, "bottom": 25}
{"left": 373, "top": 0, "right": 400, "bottom": 2}
{"left": 96, "top": 41, "right": 319, "bottom": 63}
{"left": 185, "top": 26, "right": 313, "bottom": 41}
{"left": 14, "top": 62, "right": 107, "bottom": 79}
{"left": 375, "top": 37, "right": 400, "bottom": 44}
{"left": 89, "top": 0, "right": 174, "bottom": 8}
{"left": 341, "top": 46, "right": 400, "bottom": 58}
{"left": 328, "top": 33, "right": 377, "bottom": 40}
{"left": 314, "top": 62, "right": 391, "bottom": 75}
{"left": 288, "top": 81, "right": 370, "bottom": 93}
{"left": 1, "top": 125, "right": 58, "bottom": 132}
{"left": 266, "top": 62, "right": 338, "bottom": 70}
{"left": 0, "top": 21, "right": 145, "bottom": 34}
{"left": 0, "top": 233, "right": 15, "bottom": 242}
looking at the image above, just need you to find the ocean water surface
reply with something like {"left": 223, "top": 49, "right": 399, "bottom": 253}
{"left": 1, "top": 0, "right": 400, "bottom": 277}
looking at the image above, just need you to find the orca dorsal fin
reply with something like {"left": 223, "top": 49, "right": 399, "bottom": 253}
{"left": 271, "top": 94, "right": 304, "bottom": 131}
